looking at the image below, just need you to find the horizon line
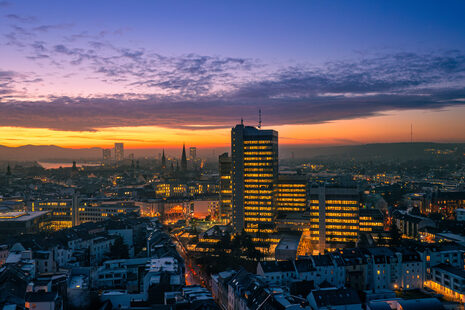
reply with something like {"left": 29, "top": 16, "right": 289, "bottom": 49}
{"left": 1, "top": 141, "right": 465, "bottom": 150}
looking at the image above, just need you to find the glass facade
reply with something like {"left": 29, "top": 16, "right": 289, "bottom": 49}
{"left": 276, "top": 175, "right": 307, "bottom": 215}
{"left": 231, "top": 124, "right": 278, "bottom": 246}
{"left": 309, "top": 186, "right": 360, "bottom": 252}
{"left": 219, "top": 152, "right": 232, "bottom": 222}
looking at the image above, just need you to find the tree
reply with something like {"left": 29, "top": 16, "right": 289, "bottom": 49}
{"left": 389, "top": 221, "right": 402, "bottom": 247}
{"left": 108, "top": 237, "right": 129, "bottom": 260}
{"left": 217, "top": 232, "right": 231, "bottom": 250}
{"left": 429, "top": 212, "right": 443, "bottom": 223}
{"left": 231, "top": 232, "right": 264, "bottom": 262}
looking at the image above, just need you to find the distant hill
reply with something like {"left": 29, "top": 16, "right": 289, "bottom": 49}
{"left": 1, "top": 142, "right": 464, "bottom": 162}
{"left": 0, "top": 145, "right": 102, "bottom": 161}
{"left": 282, "top": 142, "right": 465, "bottom": 161}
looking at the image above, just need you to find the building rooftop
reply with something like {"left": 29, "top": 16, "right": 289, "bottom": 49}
{"left": 434, "top": 263, "right": 465, "bottom": 278}
{"left": 25, "top": 291, "right": 58, "bottom": 302}
{"left": 367, "top": 301, "right": 395, "bottom": 310}
{"left": 294, "top": 259, "right": 316, "bottom": 273}
{"left": 433, "top": 191, "right": 465, "bottom": 200}
{"left": 397, "top": 248, "right": 422, "bottom": 262}
{"left": 392, "top": 210, "right": 432, "bottom": 224}
{"left": 0, "top": 211, "right": 49, "bottom": 222}
{"left": 275, "top": 235, "right": 301, "bottom": 252}
{"left": 396, "top": 298, "right": 445, "bottom": 310}
{"left": 241, "top": 125, "right": 278, "bottom": 137}
{"left": 436, "top": 232, "right": 465, "bottom": 243}
{"left": 312, "top": 254, "right": 334, "bottom": 267}
{"left": 278, "top": 174, "right": 307, "bottom": 182}
{"left": 146, "top": 257, "right": 179, "bottom": 273}
{"left": 310, "top": 288, "right": 361, "bottom": 307}
{"left": 366, "top": 247, "right": 395, "bottom": 257}
{"left": 259, "top": 260, "right": 295, "bottom": 273}
{"left": 34, "top": 251, "right": 50, "bottom": 260}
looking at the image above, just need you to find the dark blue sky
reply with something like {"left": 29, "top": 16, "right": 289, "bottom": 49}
{"left": 6, "top": 0, "right": 465, "bottom": 62}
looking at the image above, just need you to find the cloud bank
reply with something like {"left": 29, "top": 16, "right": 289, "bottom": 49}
{"left": 1, "top": 14, "right": 465, "bottom": 131}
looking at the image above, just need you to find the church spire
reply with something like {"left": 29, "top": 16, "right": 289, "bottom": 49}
{"left": 161, "top": 149, "right": 166, "bottom": 169}
{"left": 181, "top": 144, "right": 187, "bottom": 172}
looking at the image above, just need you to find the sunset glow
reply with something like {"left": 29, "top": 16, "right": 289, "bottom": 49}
{"left": 2, "top": 107, "right": 465, "bottom": 149}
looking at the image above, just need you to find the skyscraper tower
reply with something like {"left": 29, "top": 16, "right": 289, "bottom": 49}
{"left": 114, "top": 143, "right": 124, "bottom": 161}
{"left": 219, "top": 153, "right": 232, "bottom": 222}
{"left": 231, "top": 123, "right": 278, "bottom": 243}
{"left": 102, "top": 149, "right": 111, "bottom": 165}
{"left": 189, "top": 147, "right": 197, "bottom": 161}
{"left": 181, "top": 144, "right": 187, "bottom": 172}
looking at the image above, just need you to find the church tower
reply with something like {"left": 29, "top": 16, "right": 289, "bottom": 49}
{"left": 181, "top": 144, "right": 187, "bottom": 172}
{"left": 161, "top": 149, "right": 166, "bottom": 170}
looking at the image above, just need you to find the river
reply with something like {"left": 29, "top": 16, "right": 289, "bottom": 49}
{"left": 38, "top": 162, "right": 101, "bottom": 169}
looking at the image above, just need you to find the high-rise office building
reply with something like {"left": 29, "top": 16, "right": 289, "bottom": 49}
{"left": 32, "top": 197, "right": 138, "bottom": 229}
{"left": 102, "top": 148, "right": 111, "bottom": 164}
{"left": 114, "top": 143, "right": 124, "bottom": 161}
{"left": 359, "top": 207, "right": 385, "bottom": 235}
{"left": 231, "top": 123, "right": 278, "bottom": 243}
{"left": 276, "top": 174, "right": 308, "bottom": 216}
{"left": 189, "top": 147, "right": 197, "bottom": 161}
{"left": 219, "top": 153, "right": 232, "bottom": 222}
{"left": 308, "top": 185, "right": 360, "bottom": 252}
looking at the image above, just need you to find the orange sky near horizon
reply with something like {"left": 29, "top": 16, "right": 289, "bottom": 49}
{"left": 1, "top": 107, "right": 465, "bottom": 149}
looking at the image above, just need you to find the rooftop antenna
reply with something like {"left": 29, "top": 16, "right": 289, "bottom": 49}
{"left": 241, "top": 117, "right": 243, "bottom": 125}
{"left": 411, "top": 124, "right": 413, "bottom": 143}
{"left": 258, "top": 108, "right": 262, "bottom": 129}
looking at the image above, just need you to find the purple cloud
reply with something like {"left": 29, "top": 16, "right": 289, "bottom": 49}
{"left": 1, "top": 14, "right": 465, "bottom": 132}
{"left": 0, "top": 50, "right": 465, "bottom": 131}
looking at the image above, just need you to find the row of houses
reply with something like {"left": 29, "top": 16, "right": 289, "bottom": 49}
{"left": 212, "top": 267, "right": 449, "bottom": 310}
{"left": 212, "top": 243, "right": 465, "bottom": 309}
{"left": 0, "top": 215, "right": 155, "bottom": 309}
{"left": 256, "top": 247, "right": 426, "bottom": 293}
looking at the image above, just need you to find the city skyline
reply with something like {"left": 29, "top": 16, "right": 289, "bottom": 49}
{"left": 2, "top": 1, "right": 465, "bottom": 149}
{"left": 2, "top": 2, "right": 465, "bottom": 309}
{"left": 2, "top": 108, "right": 465, "bottom": 149}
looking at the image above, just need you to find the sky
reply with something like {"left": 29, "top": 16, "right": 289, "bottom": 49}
{"left": 1, "top": 0, "right": 465, "bottom": 149}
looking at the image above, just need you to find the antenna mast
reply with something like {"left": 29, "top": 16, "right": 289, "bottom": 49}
{"left": 258, "top": 109, "right": 262, "bottom": 129}
{"left": 410, "top": 124, "right": 413, "bottom": 143}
